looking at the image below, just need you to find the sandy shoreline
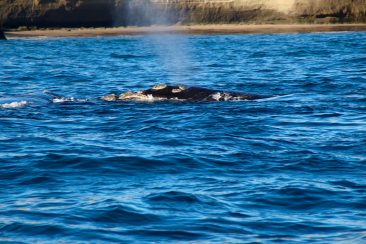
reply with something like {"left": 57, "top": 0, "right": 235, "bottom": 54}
{"left": 5, "top": 24, "right": 366, "bottom": 38}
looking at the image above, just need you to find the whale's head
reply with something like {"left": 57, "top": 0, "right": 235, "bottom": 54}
{"left": 143, "top": 84, "right": 186, "bottom": 98}
{"left": 118, "top": 91, "right": 151, "bottom": 101}
{"left": 101, "top": 93, "right": 118, "bottom": 102}
{"left": 118, "top": 84, "right": 186, "bottom": 101}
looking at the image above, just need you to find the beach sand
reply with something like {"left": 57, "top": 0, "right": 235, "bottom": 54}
{"left": 5, "top": 24, "right": 366, "bottom": 38}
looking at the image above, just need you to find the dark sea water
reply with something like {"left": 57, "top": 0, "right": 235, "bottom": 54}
{"left": 1, "top": 32, "right": 366, "bottom": 243}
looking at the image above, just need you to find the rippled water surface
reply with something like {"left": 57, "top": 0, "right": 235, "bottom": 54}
{"left": 1, "top": 32, "right": 366, "bottom": 243}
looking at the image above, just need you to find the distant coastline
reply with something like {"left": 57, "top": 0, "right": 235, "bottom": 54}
{"left": 2, "top": 1, "right": 366, "bottom": 29}
{"left": 5, "top": 24, "right": 366, "bottom": 38}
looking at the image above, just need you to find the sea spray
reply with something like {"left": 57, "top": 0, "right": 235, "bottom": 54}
{"left": 147, "top": 33, "right": 193, "bottom": 85}
{"left": 114, "top": 0, "right": 195, "bottom": 86}
{"left": 0, "top": 101, "right": 28, "bottom": 109}
{"left": 114, "top": 0, "right": 181, "bottom": 26}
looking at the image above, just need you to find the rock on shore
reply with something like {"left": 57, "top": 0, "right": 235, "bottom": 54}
{"left": 0, "top": 30, "right": 6, "bottom": 39}
{"left": 1, "top": 0, "right": 366, "bottom": 28}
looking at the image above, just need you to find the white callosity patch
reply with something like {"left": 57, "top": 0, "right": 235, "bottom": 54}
{"left": 211, "top": 92, "right": 222, "bottom": 101}
{"left": 101, "top": 94, "right": 117, "bottom": 102}
{"left": 172, "top": 88, "right": 183, "bottom": 93}
{"left": 152, "top": 84, "right": 167, "bottom": 90}
{"left": 119, "top": 91, "right": 142, "bottom": 100}
{"left": 0, "top": 101, "right": 28, "bottom": 109}
{"left": 119, "top": 91, "right": 168, "bottom": 101}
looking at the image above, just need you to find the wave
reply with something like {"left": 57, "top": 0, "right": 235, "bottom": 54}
{"left": 52, "top": 97, "right": 89, "bottom": 103}
{"left": 145, "top": 191, "right": 203, "bottom": 205}
{"left": 0, "top": 101, "right": 28, "bottom": 109}
{"left": 110, "top": 53, "right": 154, "bottom": 59}
{"left": 0, "top": 94, "right": 90, "bottom": 109}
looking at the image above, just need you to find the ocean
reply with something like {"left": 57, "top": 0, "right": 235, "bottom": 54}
{"left": 1, "top": 32, "right": 366, "bottom": 243}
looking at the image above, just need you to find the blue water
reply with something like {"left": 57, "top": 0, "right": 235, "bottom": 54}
{"left": 1, "top": 32, "right": 366, "bottom": 243}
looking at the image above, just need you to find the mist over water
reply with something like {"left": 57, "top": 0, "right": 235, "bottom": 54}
{"left": 114, "top": 0, "right": 180, "bottom": 26}
{"left": 118, "top": 0, "right": 193, "bottom": 86}
{"left": 147, "top": 34, "right": 193, "bottom": 85}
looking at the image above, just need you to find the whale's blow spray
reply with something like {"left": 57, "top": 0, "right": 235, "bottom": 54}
{"left": 114, "top": 0, "right": 181, "bottom": 26}
{"left": 148, "top": 32, "right": 193, "bottom": 85}
{"left": 115, "top": 0, "right": 194, "bottom": 85}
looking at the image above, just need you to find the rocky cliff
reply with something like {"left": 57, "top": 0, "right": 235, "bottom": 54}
{"left": 0, "top": 0, "right": 116, "bottom": 28}
{"left": 1, "top": 0, "right": 366, "bottom": 28}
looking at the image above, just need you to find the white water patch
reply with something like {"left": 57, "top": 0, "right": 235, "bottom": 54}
{"left": 211, "top": 92, "right": 236, "bottom": 101}
{"left": 52, "top": 97, "right": 90, "bottom": 104}
{"left": 52, "top": 97, "right": 75, "bottom": 103}
{"left": 0, "top": 101, "right": 28, "bottom": 109}
{"left": 256, "top": 95, "right": 289, "bottom": 102}
{"left": 231, "top": 95, "right": 255, "bottom": 101}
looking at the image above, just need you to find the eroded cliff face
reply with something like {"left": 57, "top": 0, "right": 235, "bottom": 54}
{"left": 294, "top": 0, "right": 366, "bottom": 23}
{"left": 115, "top": 0, "right": 366, "bottom": 26}
{"left": 1, "top": 0, "right": 366, "bottom": 28}
{"left": 1, "top": 0, "right": 116, "bottom": 28}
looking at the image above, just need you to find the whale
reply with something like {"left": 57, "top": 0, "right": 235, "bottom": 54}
{"left": 101, "top": 84, "right": 269, "bottom": 102}
{"left": 0, "top": 30, "right": 6, "bottom": 40}
{"left": 1, "top": 85, "right": 268, "bottom": 109}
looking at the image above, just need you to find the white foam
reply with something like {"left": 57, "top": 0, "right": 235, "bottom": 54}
{"left": 52, "top": 97, "right": 75, "bottom": 103}
{"left": 211, "top": 92, "right": 234, "bottom": 101}
{"left": 0, "top": 101, "right": 28, "bottom": 109}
